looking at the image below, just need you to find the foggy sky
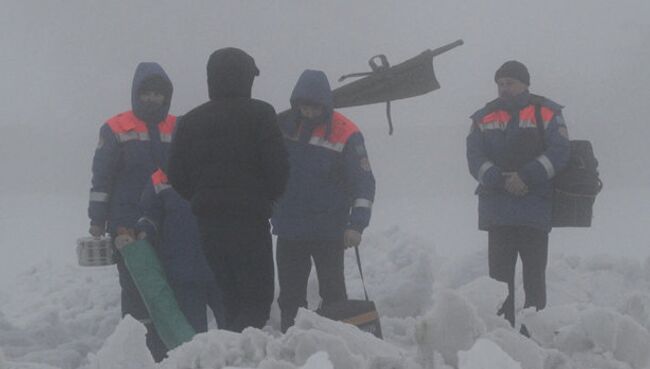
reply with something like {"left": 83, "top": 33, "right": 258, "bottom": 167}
{"left": 2, "top": 0, "right": 649, "bottom": 197}
{"left": 1, "top": 1, "right": 649, "bottom": 280}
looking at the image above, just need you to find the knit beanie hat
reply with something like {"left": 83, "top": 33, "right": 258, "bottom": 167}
{"left": 494, "top": 60, "right": 530, "bottom": 86}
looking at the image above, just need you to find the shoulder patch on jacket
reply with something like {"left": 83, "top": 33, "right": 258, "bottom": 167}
{"left": 360, "top": 157, "right": 372, "bottom": 172}
{"left": 558, "top": 126, "right": 569, "bottom": 139}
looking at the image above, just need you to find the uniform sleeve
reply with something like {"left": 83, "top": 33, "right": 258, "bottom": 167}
{"left": 343, "top": 132, "right": 376, "bottom": 233}
{"left": 88, "top": 124, "right": 120, "bottom": 226}
{"left": 518, "top": 113, "right": 571, "bottom": 186}
{"left": 168, "top": 117, "right": 193, "bottom": 200}
{"left": 135, "top": 181, "right": 163, "bottom": 242}
{"left": 256, "top": 105, "right": 289, "bottom": 202}
{"left": 466, "top": 120, "right": 505, "bottom": 189}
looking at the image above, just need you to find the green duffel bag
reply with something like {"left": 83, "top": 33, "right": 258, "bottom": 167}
{"left": 117, "top": 238, "right": 196, "bottom": 350}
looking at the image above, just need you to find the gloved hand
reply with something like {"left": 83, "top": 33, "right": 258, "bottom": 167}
{"left": 137, "top": 231, "right": 148, "bottom": 241}
{"left": 343, "top": 229, "right": 362, "bottom": 249}
{"left": 114, "top": 227, "right": 136, "bottom": 250}
{"left": 89, "top": 224, "right": 105, "bottom": 238}
{"left": 114, "top": 234, "right": 135, "bottom": 250}
{"left": 503, "top": 172, "right": 528, "bottom": 197}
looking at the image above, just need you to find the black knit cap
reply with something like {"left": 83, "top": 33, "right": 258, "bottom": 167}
{"left": 206, "top": 47, "right": 260, "bottom": 100}
{"left": 494, "top": 60, "right": 530, "bottom": 86}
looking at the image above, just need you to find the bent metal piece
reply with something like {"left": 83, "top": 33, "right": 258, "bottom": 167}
{"left": 277, "top": 39, "right": 464, "bottom": 134}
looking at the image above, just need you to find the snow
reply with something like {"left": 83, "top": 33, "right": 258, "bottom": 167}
{"left": 86, "top": 316, "right": 155, "bottom": 369}
{"left": 3, "top": 202, "right": 650, "bottom": 369}
{"left": 458, "top": 338, "right": 522, "bottom": 369}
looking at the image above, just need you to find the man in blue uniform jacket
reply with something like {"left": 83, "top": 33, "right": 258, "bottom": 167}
{"left": 87, "top": 62, "right": 175, "bottom": 361}
{"left": 272, "top": 69, "right": 376, "bottom": 332}
{"left": 466, "top": 60, "right": 570, "bottom": 329}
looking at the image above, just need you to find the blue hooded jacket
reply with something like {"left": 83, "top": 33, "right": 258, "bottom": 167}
{"left": 271, "top": 70, "right": 376, "bottom": 240}
{"left": 136, "top": 170, "right": 215, "bottom": 282}
{"left": 88, "top": 62, "right": 175, "bottom": 233}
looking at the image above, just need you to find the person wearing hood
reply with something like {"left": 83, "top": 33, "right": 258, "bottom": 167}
{"left": 167, "top": 47, "right": 289, "bottom": 332}
{"left": 271, "top": 69, "right": 376, "bottom": 332}
{"left": 466, "top": 60, "right": 570, "bottom": 330}
{"left": 87, "top": 62, "right": 176, "bottom": 361}
{"left": 135, "top": 168, "right": 225, "bottom": 351}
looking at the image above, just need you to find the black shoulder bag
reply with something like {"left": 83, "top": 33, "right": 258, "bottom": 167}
{"left": 535, "top": 105, "right": 603, "bottom": 227}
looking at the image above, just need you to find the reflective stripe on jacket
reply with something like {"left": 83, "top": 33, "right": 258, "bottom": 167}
{"left": 272, "top": 111, "right": 376, "bottom": 240}
{"left": 88, "top": 111, "right": 176, "bottom": 232}
{"left": 466, "top": 94, "right": 570, "bottom": 232}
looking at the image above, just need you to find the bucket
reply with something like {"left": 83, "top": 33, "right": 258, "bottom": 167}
{"left": 76, "top": 236, "right": 115, "bottom": 266}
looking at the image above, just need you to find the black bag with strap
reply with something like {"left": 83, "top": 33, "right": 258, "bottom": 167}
{"left": 315, "top": 246, "right": 383, "bottom": 339}
{"left": 535, "top": 105, "right": 603, "bottom": 227}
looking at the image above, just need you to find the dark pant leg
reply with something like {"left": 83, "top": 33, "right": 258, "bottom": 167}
{"left": 198, "top": 218, "right": 274, "bottom": 333}
{"left": 116, "top": 256, "right": 149, "bottom": 319}
{"left": 169, "top": 280, "right": 208, "bottom": 333}
{"left": 312, "top": 239, "right": 347, "bottom": 306}
{"left": 116, "top": 256, "right": 167, "bottom": 362}
{"left": 228, "top": 222, "right": 275, "bottom": 332}
{"left": 206, "top": 278, "right": 226, "bottom": 329}
{"left": 276, "top": 237, "right": 313, "bottom": 332}
{"left": 517, "top": 227, "right": 549, "bottom": 311}
{"left": 488, "top": 226, "right": 518, "bottom": 327}
{"left": 198, "top": 218, "right": 239, "bottom": 330}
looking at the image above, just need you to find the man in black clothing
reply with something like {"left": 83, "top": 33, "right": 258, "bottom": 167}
{"left": 168, "top": 47, "right": 289, "bottom": 332}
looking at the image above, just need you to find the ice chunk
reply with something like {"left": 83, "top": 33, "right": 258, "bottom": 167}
{"left": 86, "top": 315, "right": 155, "bottom": 369}
{"left": 488, "top": 328, "right": 546, "bottom": 369}
{"left": 613, "top": 315, "right": 650, "bottom": 369}
{"left": 416, "top": 289, "right": 485, "bottom": 367}
{"left": 458, "top": 338, "right": 522, "bottom": 369}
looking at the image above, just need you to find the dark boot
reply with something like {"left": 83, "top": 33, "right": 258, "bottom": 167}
{"left": 497, "top": 282, "right": 515, "bottom": 327}
{"left": 280, "top": 311, "right": 296, "bottom": 333}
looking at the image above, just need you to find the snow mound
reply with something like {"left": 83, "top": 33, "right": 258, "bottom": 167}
{"left": 459, "top": 338, "right": 522, "bottom": 369}
{"left": 159, "top": 309, "right": 418, "bottom": 369}
{"left": 3, "top": 227, "right": 650, "bottom": 369}
{"left": 0, "top": 262, "right": 119, "bottom": 369}
{"left": 347, "top": 227, "right": 439, "bottom": 318}
{"left": 487, "top": 328, "right": 545, "bottom": 369}
{"left": 415, "top": 289, "right": 484, "bottom": 367}
{"left": 86, "top": 315, "right": 155, "bottom": 369}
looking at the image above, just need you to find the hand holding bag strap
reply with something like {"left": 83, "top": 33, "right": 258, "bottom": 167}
{"left": 354, "top": 245, "right": 370, "bottom": 301}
